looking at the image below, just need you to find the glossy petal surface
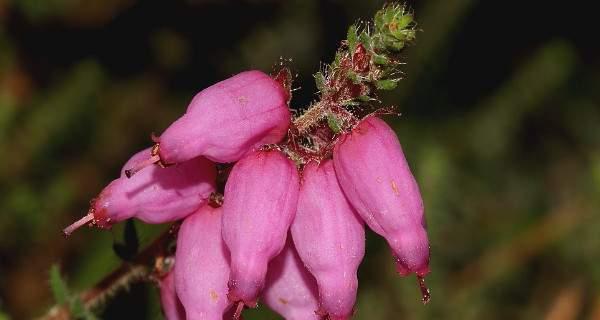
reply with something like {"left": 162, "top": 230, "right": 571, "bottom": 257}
{"left": 159, "top": 271, "right": 185, "bottom": 320}
{"left": 175, "top": 204, "right": 232, "bottom": 319}
{"left": 333, "top": 116, "right": 430, "bottom": 276}
{"left": 91, "top": 148, "right": 216, "bottom": 227}
{"left": 159, "top": 70, "right": 291, "bottom": 164}
{"left": 292, "top": 160, "right": 364, "bottom": 319}
{"left": 263, "top": 239, "right": 320, "bottom": 320}
{"left": 222, "top": 150, "right": 300, "bottom": 307}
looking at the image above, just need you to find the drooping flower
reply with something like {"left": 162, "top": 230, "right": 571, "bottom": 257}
{"left": 221, "top": 150, "right": 300, "bottom": 308}
{"left": 174, "top": 204, "right": 232, "bottom": 319}
{"left": 63, "top": 147, "right": 216, "bottom": 235}
{"left": 333, "top": 116, "right": 430, "bottom": 277}
{"left": 292, "top": 160, "right": 365, "bottom": 319}
{"left": 262, "top": 238, "right": 320, "bottom": 320}
{"left": 157, "top": 70, "right": 291, "bottom": 164}
{"left": 159, "top": 271, "right": 185, "bottom": 320}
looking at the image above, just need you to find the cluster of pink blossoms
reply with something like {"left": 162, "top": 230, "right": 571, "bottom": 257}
{"left": 65, "top": 70, "right": 430, "bottom": 320}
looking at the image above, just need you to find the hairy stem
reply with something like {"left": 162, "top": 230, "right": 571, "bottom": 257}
{"left": 40, "top": 226, "right": 178, "bottom": 320}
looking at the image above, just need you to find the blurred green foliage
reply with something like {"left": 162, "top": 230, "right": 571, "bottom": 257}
{"left": 1, "top": 0, "right": 599, "bottom": 319}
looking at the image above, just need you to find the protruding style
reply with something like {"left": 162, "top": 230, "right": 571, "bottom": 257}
{"left": 63, "top": 147, "right": 216, "bottom": 235}
{"left": 221, "top": 150, "right": 300, "bottom": 309}
{"left": 292, "top": 160, "right": 365, "bottom": 319}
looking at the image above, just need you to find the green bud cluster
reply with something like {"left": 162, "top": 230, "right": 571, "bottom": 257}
{"left": 288, "top": 3, "right": 418, "bottom": 161}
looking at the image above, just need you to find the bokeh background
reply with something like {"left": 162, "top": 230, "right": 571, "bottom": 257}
{"left": 1, "top": 0, "right": 599, "bottom": 319}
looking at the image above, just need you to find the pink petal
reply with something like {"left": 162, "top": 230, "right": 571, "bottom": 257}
{"left": 333, "top": 116, "right": 430, "bottom": 276}
{"left": 158, "top": 70, "right": 291, "bottom": 164}
{"left": 263, "top": 238, "right": 320, "bottom": 320}
{"left": 159, "top": 271, "right": 185, "bottom": 320}
{"left": 292, "top": 160, "right": 365, "bottom": 319}
{"left": 221, "top": 150, "right": 300, "bottom": 308}
{"left": 92, "top": 147, "right": 216, "bottom": 227}
{"left": 175, "top": 204, "right": 232, "bottom": 319}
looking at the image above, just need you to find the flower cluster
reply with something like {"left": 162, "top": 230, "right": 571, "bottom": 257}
{"left": 64, "top": 4, "right": 429, "bottom": 320}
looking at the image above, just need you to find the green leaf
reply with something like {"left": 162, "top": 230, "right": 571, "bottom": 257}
{"left": 374, "top": 10, "right": 385, "bottom": 32}
{"left": 342, "top": 100, "right": 360, "bottom": 107}
{"left": 346, "top": 70, "right": 360, "bottom": 84}
{"left": 49, "top": 264, "right": 70, "bottom": 305}
{"left": 333, "top": 51, "right": 343, "bottom": 69}
{"left": 373, "top": 54, "right": 389, "bottom": 65}
{"left": 346, "top": 25, "right": 358, "bottom": 52}
{"left": 358, "top": 31, "right": 373, "bottom": 51}
{"left": 358, "top": 95, "right": 372, "bottom": 102}
{"left": 314, "top": 71, "right": 326, "bottom": 92}
{"left": 327, "top": 113, "right": 342, "bottom": 134}
{"left": 70, "top": 296, "right": 98, "bottom": 320}
{"left": 397, "top": 14, "right": 413, "bottom": 29}
{"left": 376, "top": 79, "right": 398, "bottom": 90}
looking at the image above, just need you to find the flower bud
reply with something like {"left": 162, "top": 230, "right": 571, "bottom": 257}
{"left": 159, "top": 271, "right": 185, "bottom": 320}
{"left": 221, "top": 150, "right": 300, "bottom": 308}
{"left": 175, "top": 204, "right": 232, "bottom": 319}
{"left": 333, "top": 116, "right": 430, "bottom": 277}
{"left": 292, "top": 160, "right": 365, "bottom": 319}
{"left": 63, "top": 148, "right": 216, "bottom": 235}
{"left": 158, "top": 70, "right": 291, "bottom": 164}
{"left": 263, "top": 238, "right": 320, "bottom": 320}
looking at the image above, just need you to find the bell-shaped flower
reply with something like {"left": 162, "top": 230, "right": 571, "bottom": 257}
{"left": 63, "top": 147, "right": 216, "bottom": 235}
{"left": 333, "top": 116, "right": 430, "bottom": 277}
{"left": 221, "top": 150, "right": 300, "bottom": 308}
{"left": 159, "top": 271, "right": 185, "bottom": 320}
{"left": 174, "top": 204, "right": 232, "bottom": 319}
{"left": 292, "top": 160, "right": 365, "bottom": 320}
{"left": 158, "top": 70, "right": 291, "bottom": 164}
{"left": 262, "top": 238, "right": 320, "bottom": 320}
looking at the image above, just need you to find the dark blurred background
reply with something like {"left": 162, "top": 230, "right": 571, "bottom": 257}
{"left": 1, "top": 0, "right": 599, "bottom": 319}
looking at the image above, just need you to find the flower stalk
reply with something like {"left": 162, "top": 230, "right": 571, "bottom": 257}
{"left": 285, "top": 3, "right": 417, "bottom": 163}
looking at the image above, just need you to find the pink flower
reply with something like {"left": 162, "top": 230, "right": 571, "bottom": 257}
{"left": 158, "top": 70, "right": 291, "bottom": 164}
{"left": 221, "top": 150, "right": 300, "bottom": 308}
{"left": 159, "top": 271, "right": 185, "bottom": 320}
{"left": 174, "top": 204, "right": 232, "bottom": 319}
{"left": 292, "top": 160, "right": 365, "bottom": 319}
{"left": 262, "top": 238, "right": 320, "bottom": 320}
{"left": 63, "top": 148, "right": 216, "bottom": 235}
{"left": 333, "top": 116, "right": 430, "bottom": 277}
